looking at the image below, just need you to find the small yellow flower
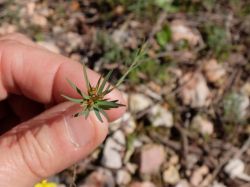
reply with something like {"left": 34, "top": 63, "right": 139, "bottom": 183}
{"left": 34, "top": 180, "right": 57, "bottom": 187}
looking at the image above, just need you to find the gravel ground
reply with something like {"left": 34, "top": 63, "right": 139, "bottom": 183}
{"left": 0, "top": 1, "right": 250, "bottom": 187}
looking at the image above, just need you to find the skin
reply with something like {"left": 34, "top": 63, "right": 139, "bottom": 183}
{"left": 0, "top": 33, "right": 126, "bottom": 187}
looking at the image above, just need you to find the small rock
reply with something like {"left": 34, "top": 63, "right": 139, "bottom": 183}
{"left": 65, "top": 32, "right": 83, "bottom": 52}
{"left": 26, "top": 2, "right": 35, "bottom": 16}
{"left": 169, "top": 155, "right": 179, "bottom": 165}
{"left": 81, "top": 168, "right": 115, "bottom": 187}
{"left": 101, "top": 130, "right": 125, "bottom": 169}
{"left": 116, "top": 169, "right": 131, "bottom": 185}
{"left": 0, "top": 23, "right": 17, "bottom": 35}
{"left": 149, "top": 104, "right": 174, "bottom": 128}
{"left": 139, "top": 144, "right": 165, "bottom": 174}
{"left": 179, "top": 72, "right": 211, "bottom": 108}
{"left": 170, "top": 20, "right": 201, "bottom": 46}
{"left": 241, "top": 82, "right": 250, "bottom": 97}
{"left": 129, "top": 93, "right": 153, "bottom": 113}
{"left": 129, "top": 182, "right": 156, "bottom": 187}
{"left": 175, "top": 180, "right": 190, "bottom": 187}
{"left": 163, "top": 166, "right": 180, "bottom": 185}
{"left": 190, "top": 165, "right": 209, "bottom": 186}
{"left": 203, "top": 59, "right": 226, "bottom": 86}
{"left": 37, "top": 41, "right": 60, "bottom": 54}
{"left": 112, "top": 29, "right": 129, "bottom": 46}
{"left": 32, "top": 14, "right": 48, "bottom": 27}
{"left": 110, "top": 112, "right": 136, "bottom": 134}
{"left": 191, "top": 115, "right": 214, "bottom": 136}
{"left": 224, "top": 159, "right": 247, "bottom": 179}
{"left": 186, "top": 154, "right": 199, "bottom": 169}
{"left": 126, "top": 162, "right": 138, "bottom": 174}
{"left": 212, "top": 181, "right": 227, "bottom": 187}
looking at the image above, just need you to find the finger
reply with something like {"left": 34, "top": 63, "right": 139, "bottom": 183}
{"left": 0, "top": 33, "right": 35, "bottom": 46}
{"left": 0, "top": 102, "right": 109, "bottom": 187}
{"left": 0, "top": 38, "right": 126, "bottom": 121}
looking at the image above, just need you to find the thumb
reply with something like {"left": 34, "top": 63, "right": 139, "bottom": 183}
{"left": 0, "top": 102, "right": 108, "bottom": 187}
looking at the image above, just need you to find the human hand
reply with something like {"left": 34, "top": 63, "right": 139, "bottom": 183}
{"left": 0, "top": 33, "right": 126, "bottom": 187}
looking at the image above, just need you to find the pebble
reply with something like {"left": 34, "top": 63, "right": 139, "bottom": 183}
{"left": 241, "top": 82, "right": 250, "bottom": 97}
{"left": 186, "top": 154, "right": 199, "bottom": 169}
{"left": 179, "top": 72, "right": 211, "bottom": 108}
{"left": 149, "top": 104, "right": 174, "bottom": 128}
{"left": 175, "top": 180, "right": 190, "bottom": 187}
{"left": 224, "top": 158, "right": 245, "bottom": 179}
{"left": 139, "top": 144, "right": 165, "bottom": 174}
{"left": 116, "top": 169, "right": 132, "bottom": 185}
{"left": 101, "top": 130, "right": 125, "bottom": 169}
{"left": 129, "top": 93, "right": 153, "bottom": 113}
{"left": 191, "top": 115, "right": 214, "bottom": 136}
{"left": 212, "top": 181, "right": 227, "bottom": 187}
{"left": 81, "top": 168, "right": 114, "bottom": 187}
{"left": 163, "top": 165, "right": 180, "bottom": 185}
{"left": 129, "top": 181, "right": 156, "bottom": 187}
{"left": 190, "top": 165, "right": 209, "bottom": 186}
{"left": 203, "top": 59, "right": 226, "bottom": 86}
{"left": 32, "top": 13, "right": 48, "bottom": 27}
{"left": 170, "top": 20, "right": 201, "bottom": 46}
{"left": 110, "top": 112, "right": 136, "bottom": 134}
{"left": 0, "top": 23, "right": 17, "bottom": 35}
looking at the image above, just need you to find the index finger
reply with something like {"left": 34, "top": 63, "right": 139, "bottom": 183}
{"left": 0, "top": 39, "right": 126, "bottom": 120}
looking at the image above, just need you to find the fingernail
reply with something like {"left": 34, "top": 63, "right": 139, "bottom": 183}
{"left": 63, "top": 105, "right": 95, "bottom": 148}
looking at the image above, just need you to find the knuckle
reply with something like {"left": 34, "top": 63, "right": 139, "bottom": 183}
{"left": 0, "top": 33, "right": 31, "bottom": 43}
{"left": 17, "top": 129, "right": 54, "bottom": 179}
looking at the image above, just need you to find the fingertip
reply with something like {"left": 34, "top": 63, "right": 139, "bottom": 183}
{"left": 106, "top": 88, "right": 127, "bottom": 121}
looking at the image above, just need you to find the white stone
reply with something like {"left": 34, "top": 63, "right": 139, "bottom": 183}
{"left": 32, "top": 14, "right": 48, "bottom": 27}
{"left": 191, "top": 115, "right": 214, "bottom": 136}
{"left": 116, "top": 169, "right": 131, "bottom": 185}
{"left": 110, "top": 112, "right": 136, "bottom": 134}
{"left": 129, "top": 93, "right": 153, "bottom": 113}
{"left": 203, "top": 59, "right": 226, "bottom": 85}
{"left": 149, "top": 104, "right": 174, "bottom": 128}
{"left": 139, "top": 144, "right": 165, "bottom": 174}
{"left": 170, "top": 20, "right": 201, "bottom": 46}
{"left": 190, "top": 165, "right": 209, "bottom": 186}
{"left": 81, "top": 168, "right": 114, "bottom": 187}
{"left": 129, "top": 182, "right": 156, "bottom": 187}
{"left": 224, "top": 159, "right": 245, "bottom": 178}
{"left": 179, "top": 72, "right": 211, "bottom": 108}
{"left": 101, "top": 130, "right": 125, "bottom": 169}
{"left": 212, "top": 181, "right": 227, "bottom": 187}
{"left": 0, "top": 23, "right": 17, "bottom": 35}
{"left": 175, "top": 180, "right": 190, "bottom": 187}
{"left": 163, "top": 166, "right": 180, "bottom": 185}
{"left": 241, "top": 82, "right": 250, "bottom": 97}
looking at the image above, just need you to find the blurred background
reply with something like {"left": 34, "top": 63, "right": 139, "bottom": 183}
{"left": 1, "top": 0, "right": 250, "bottom": 187}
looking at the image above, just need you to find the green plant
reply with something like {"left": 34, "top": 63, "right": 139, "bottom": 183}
{"left": 223, "top": 92, "right": 247, "bottom": 124}
{"left": 62, "top": 45, "right": 146, "bottom": 122}
{"left": 203, "top": 24, "right": 231, "bottom": 58}
{"left": 156, "top": 24, "right": 172, "bottom": 48}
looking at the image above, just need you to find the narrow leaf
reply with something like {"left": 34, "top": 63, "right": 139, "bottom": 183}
{"left": 115, "top": 43, "right": 147, "bottom": 87}
{"left": 99, "top": 109, "right": 109, "bottom": 121}
{"left": 94, "top": 108, "right": 103, "bottom": 122}
{"left": 98, "top": 70, "right": 113, "bottom": 94}
{"left": 66, "top": 79, "right": 89, "bottom": 99}
{"left": 95, "top": 75, "right": 103, "bottom": 90}
{"left": 62, "top": 95, "right": 83, "bottom": 104}
{"left": 83, "top": 63, "right": 90, "bottom": 90}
